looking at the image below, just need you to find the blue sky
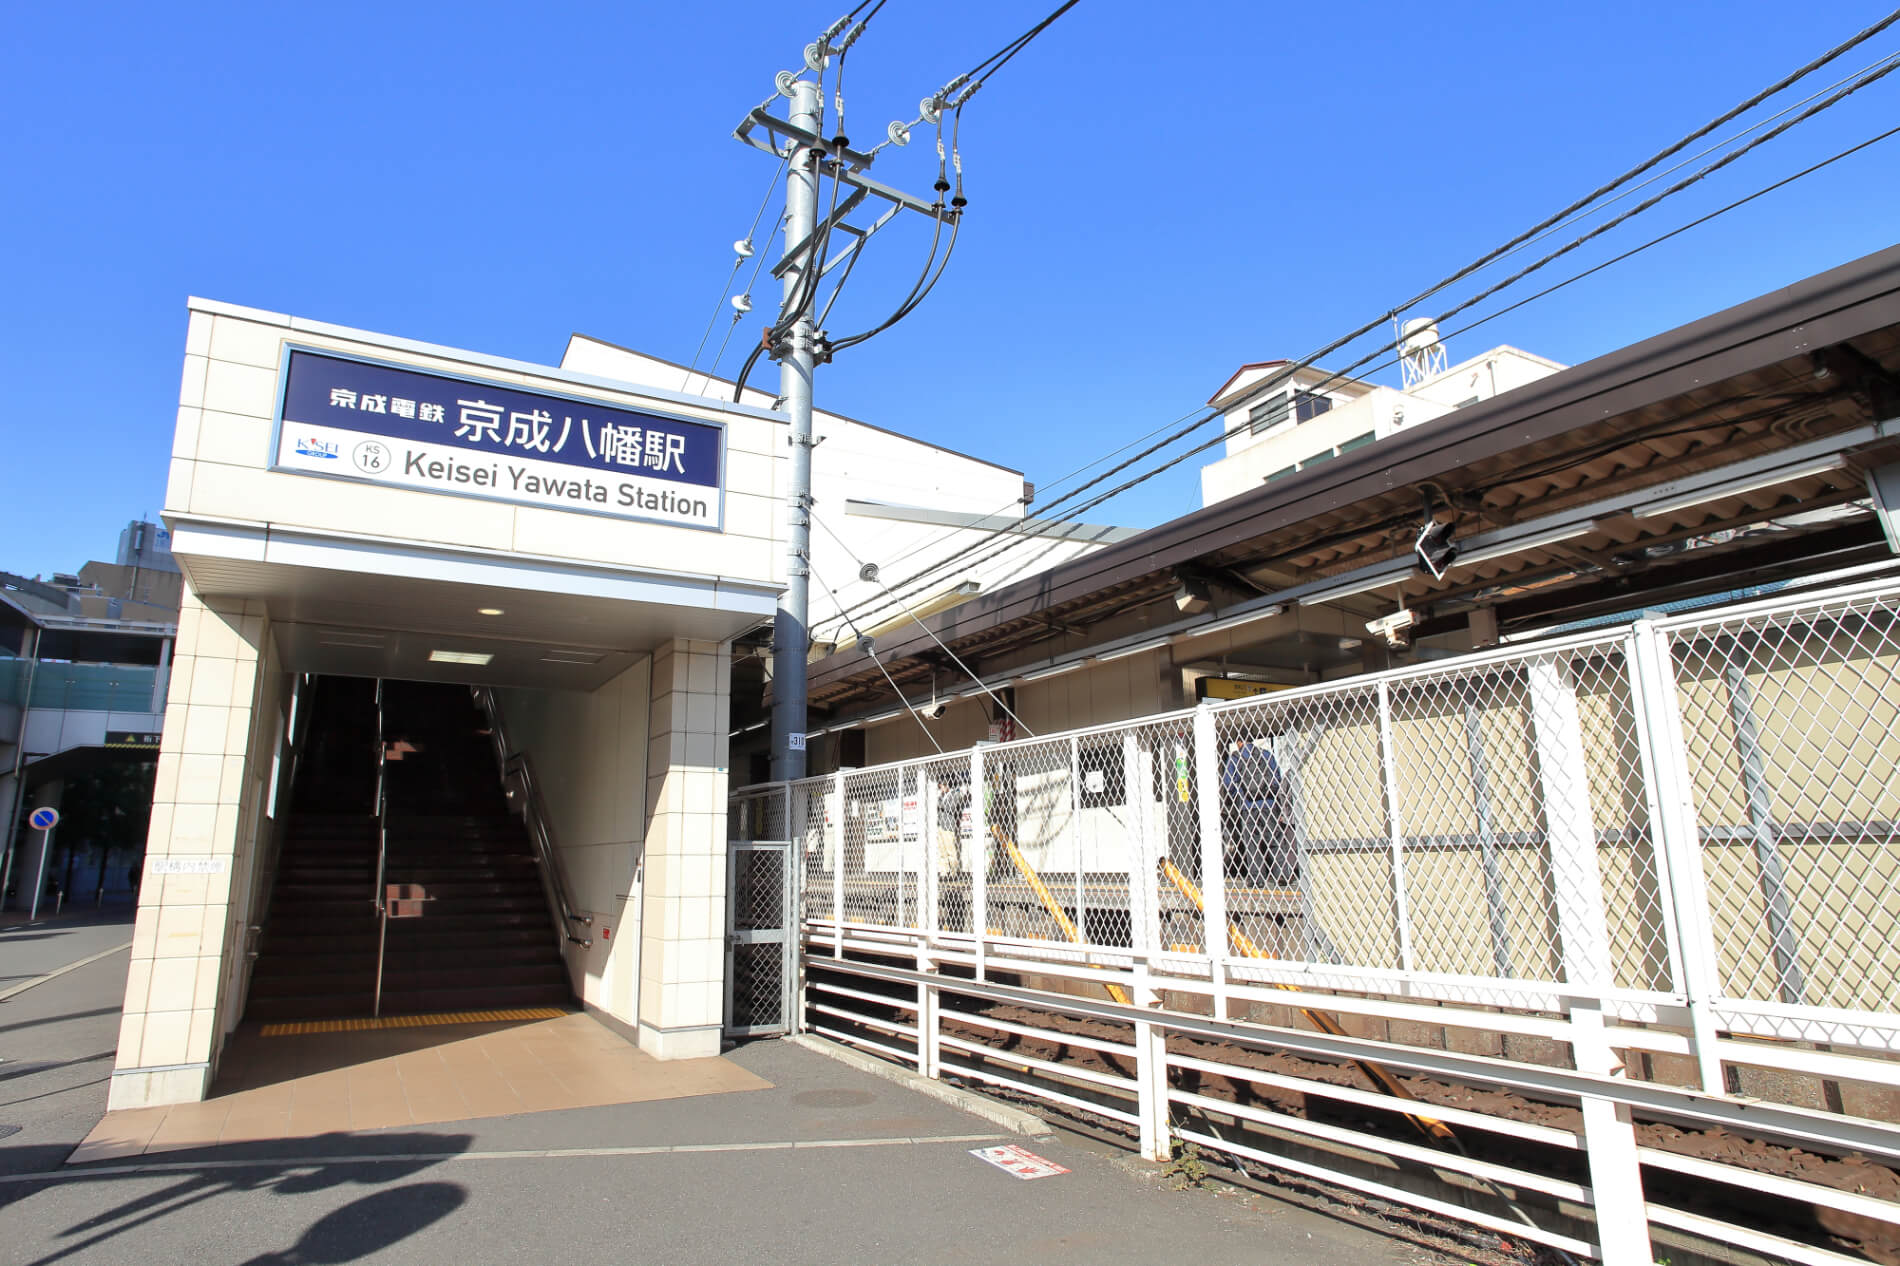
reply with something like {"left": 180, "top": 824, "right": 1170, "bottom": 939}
{"left": 3, "top": 1, "right": 1897, "bottom": 579}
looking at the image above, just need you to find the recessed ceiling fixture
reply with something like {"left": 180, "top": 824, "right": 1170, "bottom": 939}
{"left": 429, "top": 650, "right": 493, "bottom": 666}
{"left": 478, "top": 607, "right": 505, "bottom": 616}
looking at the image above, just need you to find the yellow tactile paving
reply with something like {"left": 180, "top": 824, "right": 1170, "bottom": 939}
{"left": 70, "top": 1012, "right": 770, "bottom": 1165}
{"left": 258, "top": 1007, "right": 567, "bottom": 1036}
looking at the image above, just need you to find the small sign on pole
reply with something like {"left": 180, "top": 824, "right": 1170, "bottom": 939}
{"left": 28, "top": 807, "right": 58, "bottom": 831}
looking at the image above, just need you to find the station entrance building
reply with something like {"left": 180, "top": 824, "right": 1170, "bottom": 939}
{"left": 110, "top": 299, "right": 804, "bottom": 1108}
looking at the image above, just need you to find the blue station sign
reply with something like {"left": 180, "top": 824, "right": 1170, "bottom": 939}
{"left": 272, "top": 348, "right": 724, "bottom": 530}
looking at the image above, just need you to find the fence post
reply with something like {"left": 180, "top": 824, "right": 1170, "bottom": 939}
{"left": 1526, "top": 657, "right": 1614, "bottom": 992}
{"left": 1628, "top": 621, "right": 1725, "bottom": 1093}
{"left": 1571, "top": 997, "right": 1657, "bottom": 1265}
{"left": 970, "top": 745, "right": 988, "bottom": 982}
{"left": 923, "top": 771, "right": 940, "bottom": 940}
{"left": 1374, "top": 680, "right": 1415, "bottom": 977}
{"left": 1124, "top": 733, "right": 1160, "bottom": 965}
{"left": 1192, "top": 705, "right": 1229, "bottom": 1016}
{"left": 832, "top": 770, "right": 847, "bottom": 957}
{"left": 1133, "top": 959, "right": 1171, "bottom": 1162}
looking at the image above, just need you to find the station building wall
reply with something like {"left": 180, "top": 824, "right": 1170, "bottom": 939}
{"left": 112, "top": 300, "right": 782, "bottom": 1107}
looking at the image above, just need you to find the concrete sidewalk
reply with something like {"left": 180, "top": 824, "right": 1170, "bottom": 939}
{"left": 1, "top": 919, "right": 1460, "bottom": 1265}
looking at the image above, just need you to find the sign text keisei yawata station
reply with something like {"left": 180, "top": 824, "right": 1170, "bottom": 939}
{"left": 272, "top": 348, "right": 725, "bottom": 529}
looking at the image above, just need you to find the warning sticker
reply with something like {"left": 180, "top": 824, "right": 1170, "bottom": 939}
{"left": 970, "top": 1144, "right": 1070, "bottom": 1180}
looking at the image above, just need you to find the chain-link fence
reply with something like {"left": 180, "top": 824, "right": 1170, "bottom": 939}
{"left": 1663, "top": 582, "right": 1900, "bottom": 1017}
{"left": 746, "top": 574, "right": 1900, "bottom": 1054}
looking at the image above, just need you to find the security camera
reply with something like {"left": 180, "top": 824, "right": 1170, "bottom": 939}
{"left": 921, "top": 701, "right": 948, "bottom": 720}
{"left": 1366, "top": 608, "right": 1419, "bottom": 650}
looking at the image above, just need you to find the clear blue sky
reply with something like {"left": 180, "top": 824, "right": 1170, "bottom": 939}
{"left": 4, "top": 1, "right": 1897, "bottom": 579}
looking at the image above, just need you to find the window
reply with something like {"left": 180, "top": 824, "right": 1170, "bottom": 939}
{"left": 1294, "top": 390, "right": 1333, "bottom": 423}
{"left": 1337, "top": 431, "right": 1376, "bottom": 454}
{"left": 1298, "top": 448, "right": 1336, "bottom": 469}
{"left": 1263, "top": 465, "right": 1296, "bottom": 484}
{"left": 1248, "top": 393, "right": 1289, "bottom": 434}
{"left": 1455, "top": 395, "right": 1481, "bottom": 409}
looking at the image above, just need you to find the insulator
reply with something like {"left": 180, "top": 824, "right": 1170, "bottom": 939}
{"left": 775, "top": 70, "right": 799, "bottom": 99}
{"left": 732, "top": 294, "right": 753, "bottom": 314}
{"left": 804, "top": 42, "right": 826, "bottom": 73}
{"left": 734, "top": 238, "right": 755, "bottom": 259}
{"left": 886, "top": 120, "right": 911, "bottom": 147}
{"left": 858, "top": 562, "right": 880, "bottom": 583}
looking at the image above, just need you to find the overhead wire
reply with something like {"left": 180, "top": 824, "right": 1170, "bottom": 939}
{"left": 818, "top": 44, "right": 1900, "bottom": 610}
{"left": 681, "top": 149, "right": 791, "bottom": 392}
{"left": 814, "top": 43, "right": 1900, "bottom": 630}
{"left": 809, "top": 557, "right": 943, "bottom": 751}
{"left": 810, "top": 512, "right": 1037, "bottom": 738}
{"left": 808, "top": 402, "right": 1211, "bottom": 642}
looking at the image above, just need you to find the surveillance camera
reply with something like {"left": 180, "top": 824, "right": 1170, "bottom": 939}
{"left": 921, "top": 701, "right": 948, "bottom": 720}
{"left": 1365, "top": 608, "right": 1419, "bottom": 649}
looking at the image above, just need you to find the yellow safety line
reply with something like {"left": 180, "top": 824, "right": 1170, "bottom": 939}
{"left": 1158, "top": 858, "right": 1452, "bottom": 1142}
{"left": 259, "top": 1007, "right": 566, "bottom": 1037}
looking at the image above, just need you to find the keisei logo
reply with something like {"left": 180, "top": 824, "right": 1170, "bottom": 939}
{"left": 295, "top": 436, "right": 340, "bottom": 460}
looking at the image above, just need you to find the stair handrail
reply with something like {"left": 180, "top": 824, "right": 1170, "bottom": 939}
{"left": 470, "top": 686, "right": 593, "bottom": 948}
{"left": 372, "top": 678, "right": 391, "bottom": 1016}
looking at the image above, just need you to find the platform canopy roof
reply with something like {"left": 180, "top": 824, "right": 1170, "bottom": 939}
{"left": 787, "top": 243, "right": 1900, "bottom": 726}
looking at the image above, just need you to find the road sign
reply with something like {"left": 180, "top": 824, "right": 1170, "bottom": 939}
{"left": 27, "top": 807, "right": 58, "bottom": 831}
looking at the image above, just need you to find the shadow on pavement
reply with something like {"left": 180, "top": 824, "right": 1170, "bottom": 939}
{"left": 2, "top": 1130, "right": 474, "bottom": 1266}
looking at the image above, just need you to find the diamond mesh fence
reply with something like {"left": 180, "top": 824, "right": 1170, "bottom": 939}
{"left": 1666, "top": 588, "right": 1900, "bottom": 1012}
{"left": 744, "top": 577, "right": 1900, "bottom": 1035}
{"left": 839, "top": 763, "right": 921, "bottom": 929}
{"left": 726, "top": 842, "right": 790, "bottom": 1034}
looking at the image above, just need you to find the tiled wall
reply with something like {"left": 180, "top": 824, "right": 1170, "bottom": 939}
{"left": 111, "top": 590, "right": 276, "bottom": 1109}
{"left": 637, "top": 639, "right": 730, "bottom": 1059}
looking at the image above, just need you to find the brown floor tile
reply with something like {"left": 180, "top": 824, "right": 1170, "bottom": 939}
{"left": 71, "top": 1013, "right": 773, "bottom": 1163}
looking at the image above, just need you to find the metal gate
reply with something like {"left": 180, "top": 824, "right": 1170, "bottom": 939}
{"left": 724, "top": 840, "right": 795, "bottom": 1037}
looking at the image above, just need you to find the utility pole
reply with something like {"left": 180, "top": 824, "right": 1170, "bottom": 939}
{"left": 770, "top": 76, "right": 822, "bottom": 784}
{"left": 738, "top": 30, "right": 963, "bottom": 783}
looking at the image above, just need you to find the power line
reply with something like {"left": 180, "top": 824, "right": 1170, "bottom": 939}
{"left": 681, "top": 152, "right": 790, "bottom": 392}
{"left": 933, "top": 120, "right": 1900, "bottom": 586}
{"left": 816, "top": 41, "right": 1900, "bottom": 630}
{"left": 810, "top": 512, "right": 1036, "bottom": 738}
{"left": 809, "top": 557, "right": 942, "bottom": 752}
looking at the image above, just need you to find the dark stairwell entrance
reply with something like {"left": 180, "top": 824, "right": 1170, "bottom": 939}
{"left": 246, "top": 676, "right": 572, "bottom": 1021}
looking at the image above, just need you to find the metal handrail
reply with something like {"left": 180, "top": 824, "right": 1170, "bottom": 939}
{"left": 371, "top": 679, "right": 390, "bottom": 1016}
{"left": 470, "top": 686, "right": 593, "bottom": 948}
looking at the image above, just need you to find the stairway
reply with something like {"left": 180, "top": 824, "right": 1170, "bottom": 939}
{"left": 244, "top": 676, "right": 572, "bottom": 1021}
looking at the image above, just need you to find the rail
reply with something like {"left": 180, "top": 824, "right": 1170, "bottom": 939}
{"left": 470, "top": 686, "right": 592, "bottom": 948}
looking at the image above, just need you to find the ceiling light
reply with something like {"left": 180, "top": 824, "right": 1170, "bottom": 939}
{"left": 1020, "top": 661, "right": 1085, "bottom": 682}
{"left": 540, "top": 649, "right": 605, "bottom": 665}
{"left": 429, "top": 650, "right": 493, "bottom": 666}
{"left": 1297, "top": 567, "right": 1413, "bottom": 606}
{"left": 1171, "top": 604, "right": 1286, "bottom": 642}
{"left": 478, "top": 607, "right": 505, "bottom": 616}
{"left": 1095, "top": 636, "right": 1172, "bottom": 662}
{"left": 1457, "top": 525, "right": 1593, "bottom": 568}
{"left": 1636, "top": 456, "right": 1848, "bottom": 520}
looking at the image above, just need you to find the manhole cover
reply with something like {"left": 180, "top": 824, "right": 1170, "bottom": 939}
{"left": 0, "top": 1125, "right": 21, "bottom": 1141}
{"left": 792, "top": 1089, "right": 875, "bottom": 1109}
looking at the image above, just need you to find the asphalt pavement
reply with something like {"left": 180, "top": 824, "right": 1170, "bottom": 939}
{"left": 0, "top": 915, "right": 1460, "bottom": 1265}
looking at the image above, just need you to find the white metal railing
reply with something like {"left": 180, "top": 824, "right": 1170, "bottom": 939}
{"left": 734, "top": 571, "right": 1900, "bottom": 1266}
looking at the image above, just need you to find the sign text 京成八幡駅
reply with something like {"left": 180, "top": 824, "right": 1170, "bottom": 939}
{"left": 273, "top": 349, "right": 724, "bottom": 529}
